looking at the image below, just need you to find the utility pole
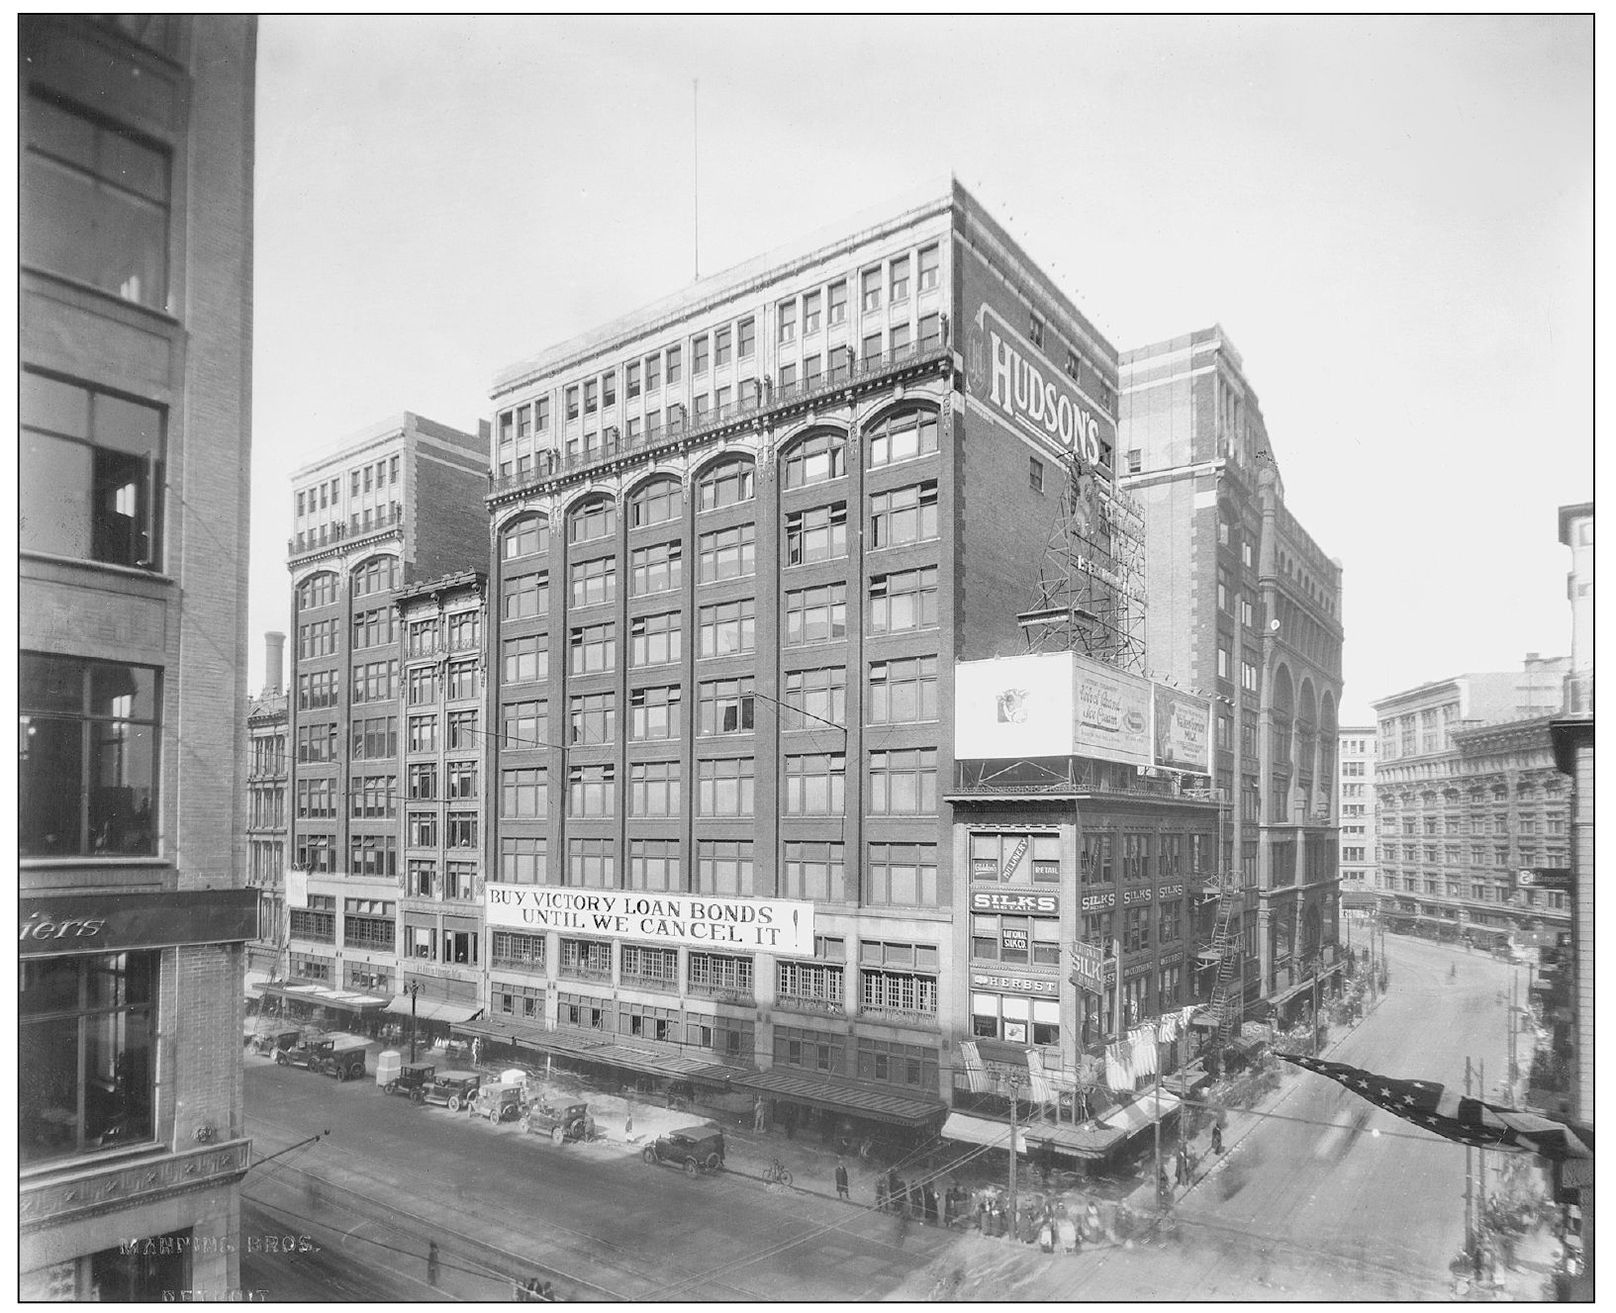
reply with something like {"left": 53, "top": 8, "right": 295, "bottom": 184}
{"left": 1006, "top": 1075, "right": 1019, "bottom": 1231}
{"left": 1464, "top": 1057, "right": 1475, "bottom": 1265}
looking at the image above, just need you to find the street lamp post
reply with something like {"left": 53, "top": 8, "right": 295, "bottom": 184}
{"left": 407, "top": 980, "right": 420, "bottom": 1063}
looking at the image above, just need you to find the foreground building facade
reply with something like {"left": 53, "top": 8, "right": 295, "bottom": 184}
{"left": 20, "top": 15, "right": 259, "bottom": 1298}
{"left": 1119, "top": 327, "right": 1346, "bottom": 1020}
{"left": 468, "top": 179, "right": 1220, "bottom": 1141}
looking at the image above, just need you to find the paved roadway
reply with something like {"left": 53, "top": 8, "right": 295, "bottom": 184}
{"left": 895, "top": 931, "right": 1529, "bottom": 1300}
{"left": 240, "top": 1056, "right": 952, "bottom": 1301}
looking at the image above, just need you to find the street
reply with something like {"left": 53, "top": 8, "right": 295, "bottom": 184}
{"left": 240, "top": 1057, "right": 952, "bottom": 1301}
{"left": 241, "top": 931, "right": 1532, "bottom": 1301}
{"left": 895, "top": 931, "right": 1536, "bottom": 1301}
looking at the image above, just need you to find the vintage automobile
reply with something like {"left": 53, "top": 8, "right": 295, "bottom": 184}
{"left": 469, "top": 1082, "right": 528, "bottom": 1123}
{"left": 255, "top": 1027, "right": 304, "bottom": 1059}
{"left": 313, "top": 1035, "right": 369, "bottom": 1082}
{"left": 525, "top": 1100, "right": 595, "bottom": 1145}
{"left": 274, "top": 1032, "right": 333, "bottom": 1070}
{"left": 380, "top": 1060, "right": 438, "bottom": 1100}
{"left": 421, "top": 1070, "right": 482, "bottom": 1112}
{"left": 642, "top": 1125, "right": 726, "bottom": 1178}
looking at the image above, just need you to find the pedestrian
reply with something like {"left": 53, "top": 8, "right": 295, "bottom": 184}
{"left": 835, "top": 1157, "right": 850, "bottom": 1201}
{"left": 471, "top": 1037, "right": 482, "bottom": 1068}
{"left": 909, "top": 1180, "right": 925, "bottom": 1222}
{"left": 753, "top": 1095, "right": 766, "bottom": 1133}
{"left": 427, "top": 1240, "right": 440, "bottom": 1288}
{"left": 875, "top": 1174, "right": 889, "bottom": 1213}
{"left": 1084, "top": 1198, "right": 1101, "bottom": 1243}
{"left": 1211, "top": 1123, "right": 1224, "bottom": 1155}
{"left": 1039, "top": 1211, "right": 1055, "bottom": 1253}
{"left": 1157, "top": 1167, "right": 1172, "bottom": 1205}
{"left": 1058, "top": 1205, "right": 1079, "bottom": 1254}
{"left": 624, "top": 1107, "right": 634, "bottom": 1138}
{"left": 1175, "top": 1144, "right": 1190, "bottom": 1185}
{"left": 941, "top": 1184, "right": 954, "bottom": 1230}
{"left": 924, "top": 1183, "right": 938, "bottom": 1225}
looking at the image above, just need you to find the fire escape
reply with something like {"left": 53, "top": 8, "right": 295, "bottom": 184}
{"left": 1197, "top": 864, "right": 1245, "bottom": 1053}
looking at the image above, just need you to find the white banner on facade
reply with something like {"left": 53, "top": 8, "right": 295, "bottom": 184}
{"left": 955, "top": 652, "right": 1075, "bottom": 758}
{"left": 285, "top": 868, "right": 308, "bottom": 910}
{"left": 484, "top": 885, "right": 814, "bottom": 955}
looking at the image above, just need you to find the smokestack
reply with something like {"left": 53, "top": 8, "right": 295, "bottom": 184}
{"left": 265, "top": 631, "right": 286, "bottom": 697}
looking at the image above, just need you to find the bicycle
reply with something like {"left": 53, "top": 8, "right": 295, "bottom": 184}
{"left": 763, "top": 1159, "right": 793, "bottom": 1187}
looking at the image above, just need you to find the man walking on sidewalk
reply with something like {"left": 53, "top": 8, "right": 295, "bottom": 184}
{"left": 835, "top": 1158, "right": 850, "bottom": 1201}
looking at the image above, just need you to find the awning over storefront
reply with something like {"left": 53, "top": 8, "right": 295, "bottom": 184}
{"left": 941, "top": 1112, "right": 1028, "bottom": 1154}
{"left": 449, "top": 1017, "right": 746, "bottom": 1086}
{"left": 973, "top": 1039, "right": 1031, "bottom": 1068}
{"left": 1266, "top": 980, "right": 1312, "bottom": 1008}
{"left": 1160, "top": 1062, "right": 1212, "bottom": 1098}
{"left": 1095, "top": 1088, "right": 1181, "bottom": 1137}
{"left": 385, "top": 995, "right": 481, "bottom": 1025}
{"left": 729, "top": 1068, "right": 947, "bottom": 1128}
{"left": 1023, "top": 1121, "right": 1129, "bottom": 1162}
{"left": 258, "top": 981, "right": 389, "bottom": 1014}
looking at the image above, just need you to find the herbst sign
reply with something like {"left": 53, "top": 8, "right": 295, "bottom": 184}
{"left": 484, "top": 885, "right": 814, "bottom": 954}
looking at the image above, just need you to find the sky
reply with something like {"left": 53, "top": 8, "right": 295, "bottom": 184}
{"left": 248, "top": 15, "right": 1592, "bottom": 723}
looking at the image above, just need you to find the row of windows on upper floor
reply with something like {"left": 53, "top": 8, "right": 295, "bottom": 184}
{"left": 294, "top": 456, "right": 401, "bottom": 524}
{"left": 495, "top": 246, "right": 945, "bottom": 448}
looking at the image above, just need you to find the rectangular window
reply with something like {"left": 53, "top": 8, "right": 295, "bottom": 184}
{"left": 869, "top": 566, "right": 939, "bottom": 634}
{"left": 889, "top": 255, "right": 910, "bottom": 303}
{"left": 21, "top": 950, "right": 158, "bottom": 1165}
{"left": 20, "top": 654, "right": 160, "bottom": 857}
{"left": 629, "top": 684, "right": 682, "bottom": 741}
{"left": 569, "top": 623, "right": 616, "bottom": 675}
{"left": 566, "top": 385, "right": 580, "bottom": 421}
{"left": 698, "top": 523, "right": 755, "bottom": 582}
{"left": 570, "top": 555, "right": 617, "bottom": 609}
{"left": 698, "top": 677, "right": 755, "bottom": 736}
{"left": 861, "top": 267, "right": 882, "bottom": 313}
{"left": 779, "top": 664, "right": 847, "bottom": 732}
{"left": 448, "top": 709, "right": 478, "bottom": 750}
{"left": 349, "top": 834, "right": 398, "bottom": 878}
{"left": 692, "top": 335, "right": 710, "bottom": 376}
{"left": 827, "top": 280, "right": 848, "bottom": 325}
{"left": 917, "top": 244, "right": 940, "bottom": 293}
{"left": 568, "top": 763, "right": 615, "bottom": 816}
{"left": 783, "top": 752, "right": 845, "bottom": 815}
{"left": 21, "top": 373, "right": 166, "bottom": 569}
{"left": 500, "top": 836, "right": 547, "bottom": 885}
{"left": 569, "top": 690, "right": 616, "bottom": 745}
{"left": 351, "top": 660, "right": 399, "bottom": 705}
{"left": 869, "top": 481, "right": 939, "bottom": 548}
{"left": 446, "top": 659, "right": 478, "bottom": 701}
{"left": 868, "top": 748, "right": 937, "bottom": 815}
{"left": 867, "top": 654, "right": 938, "bottom": 724}
{"left": 698, "top": 460, "right": 755, "bottom": 511}
{"left": 626, "top": 362, "right": 641, "bottom": 399}
{"left": 408, "top": 713, "right": 438, "bottom": 754}
{"left": 569, "top": 500, "right": 616, "bottom": 544}
{"left": 737, "top": 317, "right": 755, "bottom": 359}
{"left": 697, "top": 597, "right": 756, "bottom": 658}
{"left": 778, "top": 299, "right": 797, "bottom": 344}
{"left": 601, "top": 371, "right": 616, "bottom": 408}
{"left": 866, "top": 843, "right": 939, "bottom": 907}
{"left": 629, "top": 611, "right": 682, "bottom": 667}
{"left": 782, "top": 842, "right": 847, "bottom": 902}
{"left": 713, "top": 326, "right": 732, "bottom": 368}
{"left": 629, "top": 541, "right": 682, "bottom": 596}
{"left": 569, "top": 837, "right": 616, "bottom": 888}
{"left": 502, "top": 569, "right": 549, "bottom": 620}
{"left": 503, "top": 635, "right": 549, "bottom": 684}
{"left": 628, "top": 760, "right": 681, "bottom": 816}
{"left": 694, "top": 841, "right": 755, "bottom": 897}
{"left": 348, "top": 773, "right": 397, "bottom": 818}
{"left": 784, "top": 582, "right": 847, "bottom": 645}
{"left": 697, "top": 756, "right": 755, "bottom": 816}
{"left": 645, "top": 352, "right": 662, "bottom": 392}
{"left": 24, "top": 94, "right": 171, "bottom": 309}
{"left": 801, "top": 290, "right": 822, "bottom": 336}
{"left": 629, "top": 838, "right": 682, "bottom": 891}
{"left": 785, "top": 503, "right": 848, "bottom": 565}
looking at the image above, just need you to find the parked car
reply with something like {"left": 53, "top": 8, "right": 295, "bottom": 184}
{"left": 422, "top": 1070, "right": 482, "bottom": 1111}
{"left": 642, "top": 1125, "right": 725, "bottom": 1177}
{"left": 470, "top": 1082, "right": 528, "bottom": 1123}
{"left": 275, "top": 1032, "right": 336, "bottom": 1070}
{"left": 380, "top": 1060, "right": 438, "bottom": 1100}
{"left": 525, "top": 1100, "right": 595, "bottom": 1145}
{"left": 312, "top": 1035, "right": 369, "bottom": 1082}
{"left": 256, "top": 1027, "right": 304, "bottom": 1059}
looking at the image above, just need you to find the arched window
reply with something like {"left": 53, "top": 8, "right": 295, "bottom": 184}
{"left": 351, "top": 556, "right": 398, "bottom": 598}
{"left": 568, "top": 497, "right": 616, "bottom": 544}
{"left": 866, "top": 409, "right": 938, "bottom": 469}
{"left": 629, "top": 477, "right": 683, "bottom": 528}
{"left": 697, "top": 458, "right": 755, "bottom": 512}
{"left": 502, "top": 513, "right": 549, "bottom": 560}
{"left": 297, "top": 571, "right": 340, "bottom": 611}
{"left": 781, "top": 432, "right": 846, "bottom": 488}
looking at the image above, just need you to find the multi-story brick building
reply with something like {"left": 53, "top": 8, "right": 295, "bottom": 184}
{"left": 1119, "top": 326, "right": 1346, "bottom": 1021}
{"left": 19, "top": 15, "right": 259, "bottom": 1299}
{"left": 1336, "top": 727, "right": 1377, "bottom": 905}
{"left": 395, "top": 571, "right": 490, "bottom": 1039}
{"left": 246, "top": 632, "right": 289, "bottom": 982}
{"left": 1371, "top": 656, "right": 1572, "bottom": 950}
{"left": 465, "top": 178, "right": 1217, "bottom": 1142}
{"left": 276, "top": 414, "right": 489, "bottom": 1030}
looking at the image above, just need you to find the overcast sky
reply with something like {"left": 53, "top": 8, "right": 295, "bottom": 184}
{"left": 248, "top": 15, "right": 1591, "bottom": 723}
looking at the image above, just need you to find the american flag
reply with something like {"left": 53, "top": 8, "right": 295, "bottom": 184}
{"left": 1277, "top": 1053, "right": 1593, "bottom": 1162}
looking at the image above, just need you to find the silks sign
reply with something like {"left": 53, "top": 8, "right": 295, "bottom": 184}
{"left": 967, "top": 302, "right": 1107, "bottom": 464}
{"left": 485, "top": 885, "right": 813, "bottom": 954}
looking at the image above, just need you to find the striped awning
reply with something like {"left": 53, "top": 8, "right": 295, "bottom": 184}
{"left": 729, "top": 1068, "right": 947, "bottom": 1128}
{"left": 941, "top": 1112, "right": 1028, "bottom": 1154}
{"left": 1095, "top": 1088, "right": 1181, "bottom": 1137}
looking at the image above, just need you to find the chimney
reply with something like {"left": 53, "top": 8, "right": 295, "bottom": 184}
{"left": 265, "top": 631, "right": 286, "bottom": 696}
